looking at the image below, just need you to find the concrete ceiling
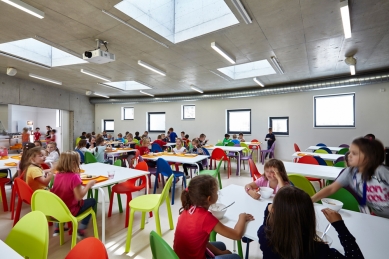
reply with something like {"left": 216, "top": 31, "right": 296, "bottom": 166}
{"left": 0, "top": 0, "right": 389, "bottom": 97}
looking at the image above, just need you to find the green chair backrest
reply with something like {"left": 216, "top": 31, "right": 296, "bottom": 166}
{"left": 240, "top": 142, "right": 249, "bottom": 149}
{"left": 288, "top": 174, "right": 317, "bottom": 197}
{"left": 85, "top": 152, "right": 97, "bottom": 164}
{"left": 114, "top": 159, "right": 122, "bottom": 167}
{"left": 215, "top": 143, "right": 223, "bottom": 146}
{"left": 314, "top": 149, "right": 328, "bottom": 154}
{"left": 5, "top": 211, "right": 49, "bottom": 259}
{"left": 158, "top": 175, "right": 174, "bottom": 205}
{"left": 240, "top": 143, "right": 250, "bottom": 154}
{"left": 149, "top": 230, "right": 179, "bottom": 259}
{"left": 334, "top": 161, "right": 346, "bottom": 168}
{"left": 337, "top": 148, "right": 349, "bottom": 154}
{"left": 327, "top": 188, "right": 359, "bottom": 212}
{"left": 215, "top": 159, "right": 223, "bottom": 172}
{"left": 75, "top": 137, "right": 81, "bottom": 146}
{"left": 226, "top": 142, "right": 235, "bottom": 146}
{"left": 124, "top": 139, "right": 128, "bottom": 144}
{"left": 133, "top": 139, "right": 139, "bottom": 144}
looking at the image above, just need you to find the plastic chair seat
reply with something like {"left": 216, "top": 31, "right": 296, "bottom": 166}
{"left": 130, "top": 194, "right": 161, "bottom": 210}
{"left": 65, "top": 237, "right": 108, "bottom": 259}
{"left": 150, "top": 230, "right": 179, "bottom": 259}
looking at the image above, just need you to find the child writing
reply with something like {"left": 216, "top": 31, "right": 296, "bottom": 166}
{"left": 245, "top": 159, "right": 290, "bottom": 199}
{"left": 51, "top": 151, "right": 96, "bottom": 238}
{"left": 173, "top": 175, "right": 254, "bottom": 259}
{"left": 312, "top": 137, "right": 389, "bottom": 218}
{"left": 21, "top": 127, "right": 29, "bottom": 147}
{"left": 258, "top": 186, "right": 364, "bottom": 259}
{"left": 25, "top": 147, "right": 53, "bottom": 191}
{"left": 45, "top": 142, "right": 60, "bottom": 165}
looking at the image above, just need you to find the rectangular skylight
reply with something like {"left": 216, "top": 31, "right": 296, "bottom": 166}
{"left": 103, "top": 81, "right": 152, "bottom": 91}
{"left": 0, "top": 38, "right": 87, "bottom": 67}
{"left": 217, "top": 60, "right": 277, "bottom": 80}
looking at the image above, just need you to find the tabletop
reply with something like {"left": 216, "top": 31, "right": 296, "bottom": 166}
{"left": 243, "top": 142, "right": 262, "bottom": 145}
{"left": 292, "top": 152, "right": 344, "bottom": 162}
{"left": 0, "top": 157, "right": 21, "bottom": 170}
{"left": 283, "top": 161, "right": 343, "bottom": 180}
{"left": 306, "top": 146, "right": 344, "bottom": 152}
{"left": 164, "top": 143, "right": 176, "bottom": 147}
{"left": 0, "top": 240, "right": 23, "bottom": 259}
{"left": 218, "top": 184, "right": 389, "bottom": 258}
{"left": 141, "top": 154, "right": 208, "bottom": 164}
{"left": 105, "top": 148, "right": 136, "bottom": 156}
{"left": 205, "top": 146, "right": 245, "bottom": 152}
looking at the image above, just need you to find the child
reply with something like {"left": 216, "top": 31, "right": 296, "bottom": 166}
{"left": 134, "top": 131, "right": 141, "bottom": 141}
{"left": 183, "top": 138, "right": 205, "bottom": 178}
{"left": 169, "top": 127, "right": 177, "bottom": 143}
{"left": 184, "top": 134, "right": 190, "bottom": 147}
{"left": 25, "top": 147, "right": 53, "bottom": 191}
{"left": 51, "top": 151, "right": 96, "bottom": 238}
{"left": 245, "top": 159, "right": 290, "bottom": 199}
{"left": 102, "top": 131, "right": 107, "bottom": 139}
{"left": 181, "top": 131, "right": 186, "bottom": 139}
{"left": 199, "top": 133, "right": 208, "bottom": 146}
{"left": 137, "top": 138, "right": 156, "bottom": 168}
{"left": 125, "top": 133, "right": 135, "bottom": 148}
{"left": 152, "top": 135, "right": 167, "bottom": 149}
{"left": 116, "top": 133, "right": 125, "bottom": 143}
{"left": 238, "top": 133, "right": 245, "bottom": 142}
{"left": 231, "top": 134, "right": 240, "bottom": 145}
{"left": 46, "top": 126, "right": 52, "bottom": 140}
{"left": 107, "top": 134, "right": 113, "bottom": 141}
{"left": 32, "top": 127, "right": 41, "bottom": 141}
{"left": 75, "top": 139, "right": 89, "bottom": 155}
{"left": 264, "top": 128, "right": 276, "bottom": 158}
{"left": 18, "top": 143, "right": 35, "bottom": 178}
{"left": 34, "top": 140, "right": 42, "bottom": 147}
{"left": 173, "top": 175, "right": 254, "bottom": 259}
{"left": 312, "top": 137, "right": 389, "bottom": 218}
{"left": 86, "top": 136, "right": 96, "bottom": 149}
{"left": 258, "top": 186, "right": 363, "bottom": 259}
{"left": 161, "top": 133, "right": 169, "bottom": 143}
{"left": 50, "top": 129, "right": 57, "bottom": 142}
{"left": 45, "top": 142, "right": 60, "bottom": 165}
{"left": 143, "top": 131, "right": 151, "bottom": 142}
{"left": 222, "top": 134, "right": 231, "bottom": 146}
{"left": 91, "top": 137, "right": 108, "bottom": 163}
{"left": 173, "top": 138, "right": 186, "bottom": 154}
{"left": 21, "top": 127, "right": 29, "bottom": 147}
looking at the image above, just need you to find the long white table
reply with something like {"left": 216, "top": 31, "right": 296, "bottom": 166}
{"left": 80, "top": 163, "right": 149, "bottom": 244}
{"left": 205, "top": 146, "right": 245, "bottom": 175}
{"left": 141, "top": 154, "right": 208, "bottom": 173}
{"left": 105, "top": 148, "right": 136, "bottom": 161}
{"left": 218, "top": 184, "right": 389, "bottom": 258}
{"left": 0, "top": 240, "right": 23, "bottom": 259}
{"left": 292, "top": 152, "right": 344, "bottom": 162}
{"left": 306, "top": 146, "right": 345, "bottom": 153}
{"left": 283, "top": 161, "right": 342, "bottom": 180}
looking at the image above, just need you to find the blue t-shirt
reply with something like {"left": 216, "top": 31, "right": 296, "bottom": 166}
{"left": 169, "top": 132, "right": 177, "bottom": 143}
{"left": 231, "top": 139, "right": 240, "bottom": 145}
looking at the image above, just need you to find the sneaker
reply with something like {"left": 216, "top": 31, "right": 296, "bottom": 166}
{"left": 185, "top": 175, "right": 191, "bottom": 179}
{"left": 53, "top": 227, "right": 69, "bottom": 237}
{"left": 77, "top": 229, "right": 86, "bottom": 240}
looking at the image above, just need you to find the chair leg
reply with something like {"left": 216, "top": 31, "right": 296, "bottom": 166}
{"left": 166, "top": 197, "right": 174, "bottom": 230}
{"left": 154, "top": 208, "right": 162, "bottom": 235}
{"left": 91, "top": 210, "right": 99, "bottom": 239}
{"left": 237, "top": 240, "right": 243, "bottom": 258}
{"left": 217, "top": 171, "right": 222, "bottom": 189}
{"left": 125, "top": 194, "right": 133, "bottom": 228}
{"left": 140, "top": 211, "right": 146, "bottom": 229}
{"left": 245, "top": 241, "right": 250, "bottom": 259}
{"left": 13, "top": 198, "right": 23, "bottom": 226}
{"left": 94, "top": 189, "right": 99, "bottom": 212}
{"left": 0, "top": 185, "right": 8, "bottom": 211}
{"left": 125, "top": 209, "right": 136, "bottom": 253}
{"left": 59, "top": 222, "right": 65, "bottom": 246}
{"left": 171, "top": 177, "right": 176, "bottom": 205}
{"left": 108, "top": 190, "right": 115, "bottom": 217}
{"left": 117, "top": 192, "right": 123, "bottom": 213}
{"left": 70, "top": 221, "right": 78, "bottom": 249}
{"left": 10, "top": 187, "right": 16, "bottom": 219}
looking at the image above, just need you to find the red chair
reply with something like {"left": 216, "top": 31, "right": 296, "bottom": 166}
{"left": 210, "top": 148, "right": 231, "bottom": 178}
{"left": 294, "top": 143, "right": 301, "bottom": 152}
{"left": 41, "top": 163, "right": 50, "bottom": 170}
{"left": 13, "top": 178, "right": 34, "bottom": 226}
{"left": 248, "top": 159, "right": 261, "bottom": 181}
{"left": 249, "top": 139, "right": 261, "bottom": 162}
{"left": 65, "top": 237, "right": 108, "bottom": 259}
{"left": 297, "top": 156, "right": 323, "bottom": 188}
{"left": 108, "top": 161, "right": 152, "bottom": 227}
{"left": 0, "top": 177, "right": 10, "bottom": 212}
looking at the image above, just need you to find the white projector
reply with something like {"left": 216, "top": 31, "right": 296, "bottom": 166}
{"left": 83, "top": 49, "right": 115, "bottom": 64}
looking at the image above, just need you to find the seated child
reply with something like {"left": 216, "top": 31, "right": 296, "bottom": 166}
{"left": 45, "top": 142, "right": 60, "bottom": 166}
{"left": 231, "top": 134, "right": 240, "bottom": 145}
{"left": 172, "top": 138, "right": 186, "bottom": 172}
{"left": 183, "top": 138, "right": 204, "bottom": 178}
{"left": 91, "top": 137, "right": 110, "bottom": 163}
{"left": 222, "top": 134, "right": 231, "bottom": 146}
{"left": 238, "top": 133, "right": 245, "bottom": 142}
{"left": 116, "top": 133, "right": 125, "bottom": 143}
{"left": 25, "top": 147, "right": 53, "bottom": 191}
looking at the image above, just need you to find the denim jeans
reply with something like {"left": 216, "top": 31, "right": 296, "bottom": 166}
{"left": 54, "top": 198, "right": 96, "bottom": 230}
{"left": 206, "top": 242, "right": 241, "bottom": 259}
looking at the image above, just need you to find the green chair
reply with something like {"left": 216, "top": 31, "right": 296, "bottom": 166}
{"left": 75, "top": 137, "right": 81, "bottom": 146}
{"left": 215, "top": 143, "right": 223, "bottom": 146}
{"left": 334, "top": 161, "right": 346, "bottom": 168}
{"left": 124, "top": 139, "right": 128, "bottom": 144}
{"left": 199, "top": 159, "right": 223, "bottom": 189}
{"left": 31, "top": 190, "right": 99, "bottom": 248}
{"left": 209, "top": 231, "right": 243, "bottom": 258}
{"left": 84, "top": 152, "right": 97, "bottom": 164}
{"left": 240, "top": 143, "right": 250, "bottom": 155}
{"left": 314, "top": 149, "right": 333, "bottom": 166}
{"left": 125, "top": 175, "right": 174, "bottom": 253}
{"left": 226, "top": 142, "right": 235, "bottom": 146}
{"left": 327, "top": 188, "right": 359, "bottom": 212}
{"left": 132, "top": 139, "right": 139, "bottom": 144}
{"left": 5, "top": 211, "right": 49, "bottom": 259}
{"left": 337, "top": 148, "right": 349, "bottom": 154}
{"left": 288, "top": 174, "right": 317, "bottom": 197}
{"left": 149, "top": 230, "right": 179, "bottom": 259}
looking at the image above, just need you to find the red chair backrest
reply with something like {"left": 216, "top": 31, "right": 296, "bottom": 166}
{"left": 248, "top": 159, "right": 261, "bottom": 181}
{"left": 135, "top": 161, "right": 148, "bottom": 171}
{"left": 211, "top": 148, "right": 228, "bottom": 161}
{"left": 297, "top": 156, "right": 319, "bottom": 165}
{"left": 125, "top": 161, "right": 148, "bottom": 190}
{"left": 251, "top": 139, "right": 259, "bottom": 142}
{"left": 294, "top": 143, "right": 301, "bottom": 152}
{"left": 14, "top": 178, "right": 33, "bottom": 205}
{"left": 65, "top": 237, "right": 108, "bottom": 259}
{"left": 41, "top": 163, "right": 50, "bottom": 170}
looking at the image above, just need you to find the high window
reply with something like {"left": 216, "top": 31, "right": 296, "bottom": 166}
{"left": 226, "top": 109, "right": 251, "bottom": 134}
{"left": 148, "top": 112, "right": 166, "bottom": 133}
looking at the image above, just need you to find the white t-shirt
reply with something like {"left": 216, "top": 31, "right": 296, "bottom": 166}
{"left": 173, "top": 146, "right": 186, "bottom": 154}
{"left": 45, "top": 150, "right": 59, "bottom": 163}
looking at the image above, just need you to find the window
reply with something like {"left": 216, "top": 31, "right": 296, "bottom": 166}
{"left": 148, "top": 112, "right": 165, "bottom": 133}
{"left": 103, "top": 120, "right": 114, "bottom": 132}
{"left": 122, "top": 107, "right": 134, "bottom": 120}
{"left": 55, "top": 110, "right": 61, "bottom": 127}
{"left": 182, "top": 105, "right": 195, "bottom": 119}
{"left": 314, "top": 93, "right": 355, "bottom": 128}
{"left": 269, "top": 117, "right": 289, "bottom": 135}
{"left": 226, "top": 109, "right": 251, "bottom": 134}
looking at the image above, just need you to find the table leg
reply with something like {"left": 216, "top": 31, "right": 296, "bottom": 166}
{"left": 98, "top": 187, "right": 106, "bottom": 244}
{"left": 237, "top": 152, "right": 241, "bottom": 176}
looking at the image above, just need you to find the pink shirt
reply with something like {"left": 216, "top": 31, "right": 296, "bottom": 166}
{"left": 255, "top": 176, "right": 289, "bottom": 194}
{"left": 51, "top": 173, "right": 82, "bottom": 216}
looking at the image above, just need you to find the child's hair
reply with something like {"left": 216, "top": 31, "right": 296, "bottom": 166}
{"left": 47, "top": 130, "right": 52, "bottom": 135}
{"left": 181, "top": 131, "right": 185, "bottom": 134}
{"left": 25, "top": 147, "right": 44, "bottom": 173}
{"left": 232, "top": 134, "right": 237, "bottom": 139}
{"left": 180, "top": 175, "right": 218, "bottom": 214}
{"left": 22, "top": 127, "right": 28, "bottom": 133}
{"left": 263, "top": 159, "right": 289, "bottom": 182}
{"left": 224, "top": 133, "right": 230, "bottom": 138}
{"left": 34, "top": 140, "right": 42, "bottom": 147}
{"left": 89, "top": 135, "right": 96, "bottom": 143}
{"left": 142, "top": 137, "right": 150, "bottom": 146}
{"left": 269, "top": 128, "right": 272, "bottom": 131}
{"left": 144, "top": 131, "right": 149, "bottom": 134}
{"left": 36, "top": 127, "right": 40, "bottom": 130}
{"left": 51, "top": 129, "right": 57, "bottom": 134}
{"left": 185, "top": 134, "right": 189, "bottom": 139}
{"left": 169, "top": 127, "right": 174, "bottom": 131}
{"left": 48, "top": 142, "right": 60, "bottom": 155}
{"left": 96, "top": 136, "right": 105, "bottom": 146}
{"left": 20, "top": 143, "right": 36, "bottom": 173}
{"left": 364, "top": 133, "right": 375, "bottom": 140}
{"left": 47, "top": 126, "right": 51, "bottom": 129}
{"left": 118, "top": 133, "right": 123, "bottom": 137}
{"left": 239, "top": 133, "right": 243, "bottom": 136}
{"left": 199, "top": 133, "right": 206, "bottom": 138}
{"left": 77, "top": 139, "right": 87, "bottom": 149}
{"left": 55, "top": 151, "right": 80, "bottom": 173}
{"left": 92, "top": 131, "right": 96, "bottom": 135}
{"left": 86, "top": 133, "right": 91, "bottom": 139}
{"left": 266, "top": 186, "right": 320, "bottom": 259}
{"left": 127, "top": 133, "right": 133, "bottom": 139}
{"left": 176, "top": 138, "right": 183, "bottom": 145}
{"left": 82, "top": 132, "right": 86, "bottom": 136}
{"left": 192, "top": 138, "right": 200, "bottom": 147}
{"left": 351, "top": 137, "right": 384, "bottom": 181}
{"left": 135, "top": 131, "right": 139, "bottom": 136}
{"left": 157, "top": 134, "right": 162, "bottom": 139}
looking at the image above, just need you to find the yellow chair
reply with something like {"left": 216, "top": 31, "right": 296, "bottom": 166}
{"left": 5, "top": 211, "right": 49, "bottom": 259}
{"left": 125, "top": 175, "right": 174, "bottom": 253}
{"left": 31, "top": 190, "right": 99, "bottom": 248}
{"left": 75, "top": 137, "right": 81, "bottom": 146}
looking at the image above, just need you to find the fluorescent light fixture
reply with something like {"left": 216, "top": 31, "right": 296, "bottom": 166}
{"left": 97, "top": 83, "right": 125, "bottom": 91}
{"left": 350, "top": 65, "right": 355, "bottom": 75}
{"left": 0, "top": 51, "right": 51, "bottom": 69}
{"left": 29, "top": 73, "right": 62, "bottom": 85}
{"left": 253, "top": 77, "right": 264, "bottom": 87}
{"left": 2, "top": 0, "right": 44, "bottom": 19}
{"left": 270, "top": 56, "right": 284, "bottom": 74}
{"left": 231, "top": 0, "right": 252, "bottom": 24}
{"left": 94, "top": 93, "right": 110, "bottom": 98}
{"left": 211, "top": 42, "right": 235, "bottom": 64}
{"left": 190, "top": 85, "right": 204, "bottom": 93}
{"left": 138, "top": 60, "right": 166, "bottom": 76}
{"left": 140, "top": 90, "right": 154, "bottom": 97}
{"left": 340, "top": 0, "right": 352, "bottom": 39}
{"left": 80, "top": 69, "right": 111, "bottom": 82}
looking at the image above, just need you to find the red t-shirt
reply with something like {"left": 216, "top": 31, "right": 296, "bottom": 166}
{"left": 51, "top": 173, "right": 82, "bottom": 216}
{"left": 33, "top": 132, "right": 41, "bottom": 141}
{"left": 137, "top": 146, "right": 150, "bottom": 155}
{"left": 153, "top": 139, "right": 167, "bottom": 149}
{"left": 51, "top": 134, "right": 56, "bottom": 142}
{"left": 173, "top": 207, "right": 219, "bottom": 259}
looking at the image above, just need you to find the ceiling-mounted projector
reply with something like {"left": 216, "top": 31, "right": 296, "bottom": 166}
{"left": 83, "top": 39, "right": 115, "bottom": 64}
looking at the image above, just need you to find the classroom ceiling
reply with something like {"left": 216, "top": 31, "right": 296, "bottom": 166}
{"left": 0, "top": 0, "right": 389, "bottom": 98}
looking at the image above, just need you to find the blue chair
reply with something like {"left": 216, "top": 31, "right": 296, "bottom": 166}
{"left": 75, "top": 149, "right": 85, "bottom": 164}
{"left": 202, "top": 147, "right": 210, "bottom": 169}
{"left": 313, "top": 156, "right": 327, "bottom": 166}
{"left": 151, "top": 143, "right": 163, "bottom": 153}
{"left": 319, "top": 147, "right": 332, "bottom": 154}
{"left": 154, "top": 158, "right": 186, "bottom": 205}
{"left": 316, "top": 143, "right": 326, "bottom": 146}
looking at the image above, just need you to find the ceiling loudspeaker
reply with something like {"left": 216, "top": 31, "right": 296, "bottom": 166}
{"left": 86, "top": 91, "right": 94, "bottom": 96}
{"left": 7, "top": 67, "right": 17, "bottom": 76}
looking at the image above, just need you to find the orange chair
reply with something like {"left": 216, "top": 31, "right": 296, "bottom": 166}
{"left": 13, "top": 178, "right": 34, "bottom": 226}
{"left": 0, "top": 177, "right": 10, "bottom": 212}
{"left": 210, "top": 148, "right": 232, "bottom": 178}
{"left": 297, "top": 156, "right": 323, "bottom": 188}
{"left": 248, "top": 159, "right": 261, "bottom": 181}
{"left": 65, "top": 237, "right": 108, "bottom": 259}
{"left": 108, "top": 161, "right": 152, "bottom": 227}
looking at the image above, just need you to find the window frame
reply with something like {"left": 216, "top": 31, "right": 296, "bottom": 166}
{"left": 122, "top": 107, "right": 134, "bottom": 120}
{"left": 103, "top": 119, "right": 114, "bottom": 132}
{"left": 226, "top": 109, "right": 251, "bottom": 134}
{"left": 147, "top": 112, "right": 166, "bottom": 133}
{"left": 313, "top": 93, "right": 355, "bottom": 128}
{"left": 269, "top": 116, "right": 289, "bottom": 136}
{"left": 182, "top": 105, "right": 195, "bottom": 120}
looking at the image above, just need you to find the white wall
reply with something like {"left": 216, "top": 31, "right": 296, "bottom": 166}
{"left": 95, "top": 82, "right": 389, "bottom": 161}
{"left": 0, "top": 104, "right": 8, "bottom": 131}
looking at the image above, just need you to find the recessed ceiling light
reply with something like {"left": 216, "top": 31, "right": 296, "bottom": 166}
{"left": 253, "top": 77, "right": 264, "bottom": 87}
{"left": 231, "top": 0, "right": 252, "bottom": 24}
{"left": 80, "top": 69, "right": 111, "bottom": 82}
{"left": 190, "top": 85, "right": 204, "bottom": 93}
{"left": 211, "top": 42, "right": 235, "bottom": 64}
{"left": 140, "top": 90, "right": 154, "bottom": 97}
{"left": 340, "top": 0, "right": 352, "bottom": 39}
{"left": 94, "top": 93, "right": 110, "bottom": 98}
{"left": 1, "top": 0, "right": 45, "bottom": 19}
{"left": 138, "top": 60, "right": 166, "bottom": 76}
{"left": 29, "top": 73, "right": 62, "bottom": 85}
{"left": 270, "top": 56, "right": 284, "bottom": 74}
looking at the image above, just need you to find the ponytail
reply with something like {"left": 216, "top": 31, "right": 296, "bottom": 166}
{"left": 179, "top": 189, "right": 192, "bottom": 214}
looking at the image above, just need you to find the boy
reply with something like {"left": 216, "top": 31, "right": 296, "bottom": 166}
{"left": 198, "top": 133, "right": 208, "bottom": 146}
{"left": 169, "top": 128, "right": 177, "bottom": 143}
{"left": 222, "top": 134, "right": 231, "bottom": 146}
{"left": 231, "top": 134, "right": 240, "bottom": 145}
{"left": 264, "top": 128, "right": 276, "bottom": 158}
{"left": 153, "top": 135, "right": 167, "bottom": 149}
{"left": 144, "top": 131, "right": 152, "bottom": 142}
{"left": 80, "top": 132, "right": 87, "bottom": 140}
{"left": 32, "top": 127, "right": 41, "bottom": 141}
{"left": 116, "top": 133, "right": 125, "bottom": 143}
{"left": 238, "top": 133, "right": 245, "bottom": 142}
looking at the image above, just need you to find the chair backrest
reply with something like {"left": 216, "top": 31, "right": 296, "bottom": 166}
{"left": 65, "top": 237, "right": 108, "bottom": 259}
{"left": 201, "top": 147, "right": 210, "bottom": 156}
{"left": 215, "top": 143, "right": 223, "bottom": 146}
{"left": 41, "top": 163, "right": 50, "bottom": 170}
{"left": 288, "top": 174, "right": 317, "bottom": 197}
{"left": 5, "top": 211, "right": 49, "bottom": 259}
{"left": 85, "top": 152, "right": 97, "bottom": 164}
{"left": 337, "top": 148, "right": 349, "bottom": 154}
{"left": 226, "top": 142, "right": 235, "bottom": 146}
{"left": 159, "top": 175, "right": 174, "bottom": 205}
{"left": 297, "top": 156, "right": 319, "bottom": 165}
{"left": 334, "top": 161, "right": 346, "bottom": 168}
{"left": 156, "top": 158, "right": 173, "bottom": 178}
{"left": 151, "top": 143, "right": 163, "bottom": 153}
{"left": 319, "top": 147, "right": 332, "bottom": 154}
{"left": 327, "top": 188, "right": 359, "bottom": 212}
{"left": 240, "top": 142, "right": 249, "bottom": 152}
{"left": 75, "top": 137, "right": 81, "bottom": 146}
{"left": 125, "top": 162, "right": 148, "bottom": 189}
{"left": 14, "top": 178, "right": 33, "bottom": 205}
{"left": 251, "top": 139, "right": 259, "bottom": 142}
{"left": 248, "top": 159, "right": 261, "bottom": 181}
{"left": 314, "top": 149, "right": 328, "bottom": 154}
{"left": 334, "top": 156, "right": 345, "bottom": 164}
{"left": 316, "top": 143, "right": 326, "bottom": 146}
{"left": 313, "top": 156, "right": 327, "bottom": 166}
{"left": 32, "top": 190, "right": 74, "bottom": 222}
{"left": 294, "top": 143, "right": 301, "bottom": 152}
{"left": 114, "top": 159, "right": 122, "bottom": 167}
{"left": 211, "top": 148, "right": 228, "bottom": 161}
{"left": 75, "top": 149, "right": 85, "bottom": 163}
{"left": 339, "top": 144, "right": 349, "bottom": 148}
{"left": 269, "top": 141, "right": 276, "bottom": 151}
{"left": 149, "top": 230, "right": 179, "bottom": 259}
